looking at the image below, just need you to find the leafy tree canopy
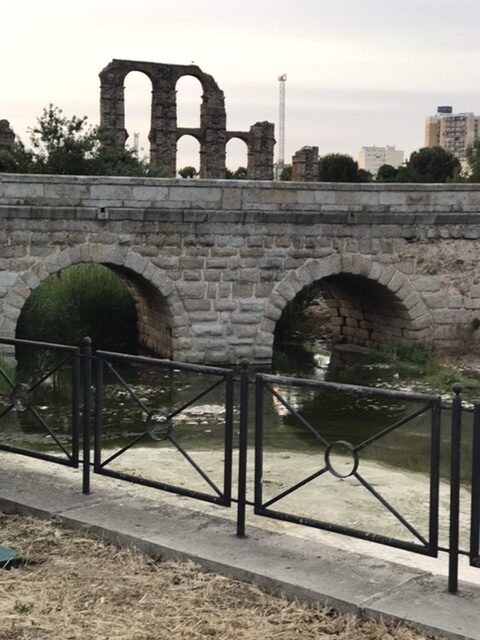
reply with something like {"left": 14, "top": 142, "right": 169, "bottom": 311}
{"left": 317, "top": 153, "right": 362, "bottom": 182}
{"left": 357, "top": 168, "right": 373, "bottom": 183}
{"left": 376, "top": 164, "right": 399, "bottom": 182}
{"left": 0, "top": 105, "right": 150, "bottom": 176}
{"left": 465, "top": 139, "right": 480, "bottom": 182}
{"left": 225, "top": 166, "right": 247, "bottom": 179}
{"left": 398, "top": 146, "right": 460, "bottom": 183}
{"left": 279, "top": 164, "right": 292, "bottom": 181}
{"left": 178, "top": 165, "right": 198, "bottom": 179}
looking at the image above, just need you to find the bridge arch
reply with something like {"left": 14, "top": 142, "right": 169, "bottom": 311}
{"left": 256, "top": 254, "right": 433, "bottom": 358}
{"left": 4, "top": 245, "right": 191, "bottom": 358}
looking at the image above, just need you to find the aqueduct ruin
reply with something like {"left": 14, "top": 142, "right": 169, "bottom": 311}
{"left": 99, "top": 59, "right": 275, "bottom": 180}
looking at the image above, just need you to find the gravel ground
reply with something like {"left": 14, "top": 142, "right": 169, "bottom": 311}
{"left": 0, "top": 513, "right": 442, "bottom": 640}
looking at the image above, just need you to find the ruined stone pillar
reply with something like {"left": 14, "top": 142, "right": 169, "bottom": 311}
{"left": 247, "top": 122, "right": 275, "bottom": 180}
{"left": 150, "top": 77, "right": 177, "bottom": 176}
{"left": 99, "top": 70, "right": 128, "bottom": 147}
{"left": 292, "top": 146, "right": 319, "bottom": 182}
{"left": 199, "top": 90, "right": 227, "bottom": 178}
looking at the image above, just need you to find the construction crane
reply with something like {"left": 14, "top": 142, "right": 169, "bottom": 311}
{"left": 276, "top": 74, "right": 287, "bottom": 180}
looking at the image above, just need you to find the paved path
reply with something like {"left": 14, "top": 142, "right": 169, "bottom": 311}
{"left": 0, "top": 454, "right": 479, "bottom": 640}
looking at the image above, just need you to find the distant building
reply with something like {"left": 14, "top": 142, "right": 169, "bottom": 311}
{"left": 358, "top": 145, "right": 404, "bottom": 176}
{"left": 425, "top": 107, "right": 479, "bottom": 162}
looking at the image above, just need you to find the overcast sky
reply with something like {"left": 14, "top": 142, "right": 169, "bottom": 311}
{"left": 2, "top": 0, "right": 479, "bottom": 170}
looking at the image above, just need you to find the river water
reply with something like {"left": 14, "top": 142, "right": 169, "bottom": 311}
{"left": 0, "top": 340, "right": 476, "bottom": 550}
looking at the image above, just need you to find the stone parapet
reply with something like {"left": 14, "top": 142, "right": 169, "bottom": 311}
{"left": 1, "top": 174, "right": 480, "bottom": 217}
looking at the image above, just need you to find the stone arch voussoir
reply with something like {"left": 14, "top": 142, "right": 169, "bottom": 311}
{"left": 2, "top": 245, "right": 191, "bottom": 351}
{"left": 257, "top": 254, "right": 433, "bottom": 356}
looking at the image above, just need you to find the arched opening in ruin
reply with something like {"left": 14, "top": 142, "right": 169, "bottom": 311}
{"left": 15, "top": 263, "right": 174, "bottom": 358}
{"left": 176, "top": 75, "right": 203, "bottom": 128}
{"left": 226, "top": 137, "right": 248, "bottom": 178}
{"left": 176, "top": 134, "right": 201, "bottom": 177}
{"left": 123, "top": 71, "right": 153, "bottom": 160}
{"left": 273, "top": 273, "right": 416, "bottom": 376}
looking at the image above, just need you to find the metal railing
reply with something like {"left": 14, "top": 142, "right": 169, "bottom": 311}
{"left": 0, "top": 337, "right": 80, "bottom": 467}
{"left": 0, "top": 336, "right": 478, "bottom": 594}
{"left": 91, "top": 349, "right": 234, "bottom": 505}
{"left": 254, "top": 373, "right": 441, "bottom": 557}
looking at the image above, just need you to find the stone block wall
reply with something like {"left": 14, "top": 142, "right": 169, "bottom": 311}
{"left": 292, "top": 146, "right": 319, "bottom": 182}
{"left": 2, "top": 175, "right": 480, "bottom": 362}
{"left": 99, "top": 60, "right": 274, "bottom": 179}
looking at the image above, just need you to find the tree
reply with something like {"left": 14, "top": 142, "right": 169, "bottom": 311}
{"left": 178, "top": 165, "right": 198, "bottom": 179}
{"left": 3, "top": 104, "right": 150, "bottom": 176}
{"left": 279, "top": 164, "right": 292, "bottom": 181}
{"left": 91, "top": 129, "right": 150, "bottom": 176}
{"left": 28, "top": 105, "right": 98, "bottom": 174}
{"left": 398, "top": 147, "right": 460, "bottom": 183}
{"left": 0, "top": 139, "right": 35, "bottom": 173}
{"left": 225, "top": 166, "right": 247, "bottom": 179}
{"left": 317, "top": 153, "right": 361, "bottom": 182}
{"left": 376, "top": 164, "right": 399, "bottom": 182}
{"left": 466, "top": 139, "right": 480, "bottom": 182}
{"left": 357, "top": 168, "right": 373, "bottom": 183}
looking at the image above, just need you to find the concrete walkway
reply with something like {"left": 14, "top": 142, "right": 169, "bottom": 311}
{"left": 0, "top": 453, "right": 479, "bottom": 640}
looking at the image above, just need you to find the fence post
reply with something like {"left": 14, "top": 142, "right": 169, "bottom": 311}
{"left": 236, "top": 359, "right": 249, "bottom": 537}
{"left": 449, "top": 383, "right": 462, "bottom": 593}
{"left": 470, "top": 402, "right": 480, "bottom": 565}
{"left": 82, "top": 337, "right": 92, "bottom": 495}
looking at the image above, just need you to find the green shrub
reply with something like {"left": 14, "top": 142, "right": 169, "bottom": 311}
{"left": 16, "top": 264, "right": 137, "bottom": 350}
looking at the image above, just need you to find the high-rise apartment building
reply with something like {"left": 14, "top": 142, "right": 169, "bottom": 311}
{"left": 425, "top": 106, "right": 479, "bottom": 162}
{"left": 358, "top": 145, "right": 404, "bottom": 176}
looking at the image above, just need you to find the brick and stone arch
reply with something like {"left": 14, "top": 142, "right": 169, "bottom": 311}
{"left": 226, "top": 125, "right": 275, "bottom": 180}
{"left": 246, "top": 122, "right": 275, "bottom": 180}
{"left": 2, "top": 175, "right": 480, "bottom": 364}
{"left": 99, "top": 59, "right": 274, "bottom": 180}
{"left": 257, "top": 255, "right": 433, "bottom": 358}
{"left": 4, "top": 245, "right": 191, "bottom": 359}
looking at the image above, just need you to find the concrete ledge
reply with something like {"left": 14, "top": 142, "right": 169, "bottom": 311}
{"left": 0, "top": 455, "right": 479, "bottom": 640}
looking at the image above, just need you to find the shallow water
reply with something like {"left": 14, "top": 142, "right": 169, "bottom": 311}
{"left": 0, "top": 341, "right": 472, "bottom": 483}
{"left": 0, "top": 340, "right": 476, "bottom": 551}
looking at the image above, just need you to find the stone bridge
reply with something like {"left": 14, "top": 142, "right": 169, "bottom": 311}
{"left": 1, "top": 174, "right": 480, "bottom": 364}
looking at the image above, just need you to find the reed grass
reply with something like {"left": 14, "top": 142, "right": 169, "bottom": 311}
{"left": 16, "top": 264, "right": 137, "bottom": 350}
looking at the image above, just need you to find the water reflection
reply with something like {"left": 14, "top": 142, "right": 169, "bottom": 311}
{"left": 0, "top": 342, "right": 471, "bottom": 486}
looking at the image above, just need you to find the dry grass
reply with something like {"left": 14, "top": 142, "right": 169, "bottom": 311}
{"left": 0, "top": 513, "right": 440, "bottom": 640}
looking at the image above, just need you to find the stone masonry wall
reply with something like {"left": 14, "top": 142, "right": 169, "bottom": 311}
{"left": 292, "top": 146, "right": 319, "bottom": 182}
{"left": 2, "top": 175, "right": 480, "bottom": 363}
{"left": 99, "top": 60, "right": 274, "bottom": 180}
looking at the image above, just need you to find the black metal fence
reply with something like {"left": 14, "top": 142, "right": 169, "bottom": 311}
{"left": 0, "top": 336, "right": 477, "bottom": 593}
{"left": 0, "top": 337, "right": 80, "bottom": 467}
{"left": 254, "top": 373, "right": 441, "bottom": 557}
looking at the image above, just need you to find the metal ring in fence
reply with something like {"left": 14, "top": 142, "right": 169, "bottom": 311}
{"left": 324, "top": 440, "right": 359, "bottom": 479}
{"left": 145, "top": 409, "right": 173, "bottom": 441}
